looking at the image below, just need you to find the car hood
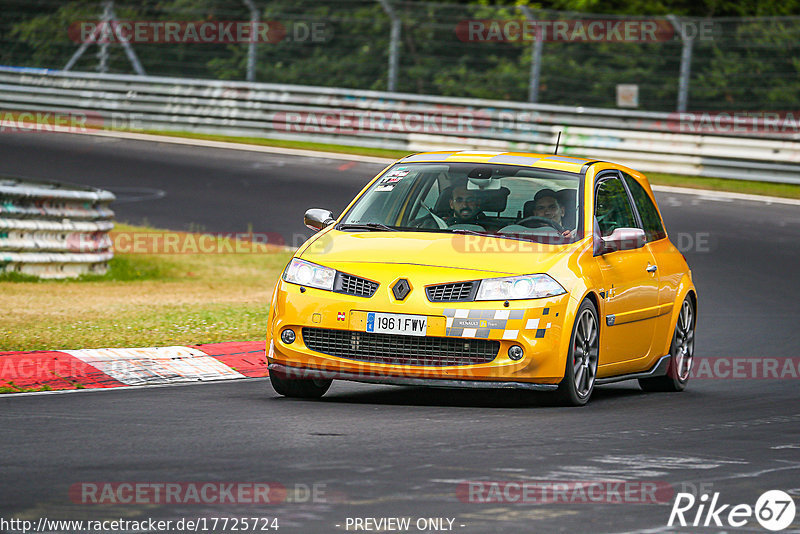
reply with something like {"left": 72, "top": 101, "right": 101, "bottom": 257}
{"left": 299, "top": 229, "right": 580, "bottom": 276}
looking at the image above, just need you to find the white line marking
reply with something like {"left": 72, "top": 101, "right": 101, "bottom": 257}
{"left": 62, "top": 346, "right": 245, "bottom": 385}
{"left": 652, "top": 184, "right": 800, "bottom": 206}
{"left": 0, "top": 377, "right": 268, "bottom": 398}
{"left": 75, "top": 129, "right": 394, "bottom": 163}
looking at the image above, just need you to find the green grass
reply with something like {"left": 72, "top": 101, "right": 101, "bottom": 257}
{"left": 135, "top": 129, "right": 800, "bottom": 200}
{"left": 141, "top": 129, "right": 410, "bottom": 160}
{"left": 0, "top": 255, "right": 179, "bottom": 283}
{"left": 22, "top": 302, "right": 271, "bottom": 349}
{"left": 93, "top": 254, "right": 181, "bottom": 281}
{"left": 0, "top": 383, "right": 53, "bottom": 394}
{"left": 646, "top": 172, "right": 800, "bottom": 199}
{"left": 1, "top": 223, "right": 292, "bottom": 350}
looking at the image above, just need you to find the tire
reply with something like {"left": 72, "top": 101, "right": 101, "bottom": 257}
{"left": 269, "top": 369, "right": 332, "bottom": 399}
{"left": 639, "top": 296, "right": 695, "bottom": 392}
{"left": 555, "top": 299, "right": 599, "bottom": 406}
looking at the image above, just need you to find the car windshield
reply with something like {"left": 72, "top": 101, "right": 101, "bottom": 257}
{"left": 340, "top": 162, "right": 582, "bottom": 243}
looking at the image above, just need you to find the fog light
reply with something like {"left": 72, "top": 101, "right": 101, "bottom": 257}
{"left": 508, "top": 345, "right": 524, "bottom": 361}
{"left": 280, "top": 329, "right": 296, "bottom": 344}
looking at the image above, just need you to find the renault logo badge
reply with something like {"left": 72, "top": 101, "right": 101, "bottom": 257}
{"left": 392, "top": 279, "right": 411, "bottom": 300}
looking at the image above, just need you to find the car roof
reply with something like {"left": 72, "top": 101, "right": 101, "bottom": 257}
{"left": 398, "top": 150, "right": 597, "bottom": 174}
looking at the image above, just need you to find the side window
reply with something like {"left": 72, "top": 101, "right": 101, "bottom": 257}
{"left": 421, "top": 177, "right": 440, "bottom": 207}
{"left": 594, "top": 177, "right": 638, "bottom": 237}
{"left": 500, "top": 177, "right": 539, "bottom": 217}
{"left": 623, "top": 174, "right": 666, "bottom": 241}
{"left": 404, "top": 174, "right": 441, "bottom": 224}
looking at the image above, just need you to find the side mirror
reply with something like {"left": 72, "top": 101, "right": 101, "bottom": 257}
{"left": 593, "top": 227, "right": 646, "bottom": 255}
{"left": 304, "top": 208, "right": 336, "bottom": 231}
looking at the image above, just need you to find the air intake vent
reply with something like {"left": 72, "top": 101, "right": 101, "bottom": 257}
{"left": 302, "top": 328, "right": 498, "bottom": 366}
{"left": 425, "top": 281, "right": 477, "bottom": 302}
{"left": 334, "top": 273, "right": 379, "bottom": 298}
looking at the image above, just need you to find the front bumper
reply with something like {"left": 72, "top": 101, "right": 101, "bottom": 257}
{"left": 267, "top": 274, "right": 572, "bottom": 385}
{"left": 268, "top": 363, "right": 559, "bottom": 391}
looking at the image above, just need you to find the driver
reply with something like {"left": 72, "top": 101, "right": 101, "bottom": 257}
{"left": 531, "top": 189, "right": 572, "bottom": 237}
{"left": 445, "top": 185, "right": 486, "bottom": 226}
{"left": 531, "top": 189, "right": 565, "bottom": 227}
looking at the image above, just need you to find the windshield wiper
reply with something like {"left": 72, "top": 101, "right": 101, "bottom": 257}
{"left": 338, "top": 222, "right": 399, "bottom": 232}
{"left": 449, "top": 228, "right": 566, "bottom": 244}
{"left": 449, "top": 228, "right": 490, "bottom": 236}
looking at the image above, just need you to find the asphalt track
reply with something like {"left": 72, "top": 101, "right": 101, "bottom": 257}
{"left": 1, "top": 132, "right": 799, "bottom": 533}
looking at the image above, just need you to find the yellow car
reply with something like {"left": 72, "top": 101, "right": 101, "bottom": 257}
{"left": 266, "top": 151, "right": 696, "bottom": 405}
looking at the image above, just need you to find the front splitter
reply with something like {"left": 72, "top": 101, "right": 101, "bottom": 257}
{"left": 268, "top": 363, "right": 559, "bottom": 391}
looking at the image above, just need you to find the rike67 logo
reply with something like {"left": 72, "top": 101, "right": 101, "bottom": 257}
{"left": 669, "top": 490, "right": 796, "bottom": 531}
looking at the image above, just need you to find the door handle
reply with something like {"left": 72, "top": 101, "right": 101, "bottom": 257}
{"left": 646, "top": 264, "right": 658, "bottom": 273}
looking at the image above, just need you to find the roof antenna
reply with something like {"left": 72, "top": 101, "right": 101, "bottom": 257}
{"left": 554, "top": 131, "right": 562, "bottom": 155}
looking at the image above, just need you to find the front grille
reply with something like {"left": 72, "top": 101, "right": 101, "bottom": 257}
{"left": 426, "top": 281, "right": 477, "bottom": 302}
{"left": 334, "top": 273, "right": 379, "bottom": 298}
{"left": 302, "top": 327, "right": 498, "bottom": 367}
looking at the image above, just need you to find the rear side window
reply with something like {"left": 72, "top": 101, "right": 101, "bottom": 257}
{"left": 623, "top": 174, "right": 666, "bottom": 241}
{"left": 595, "top": 177, "right": 638, "bottom": 237}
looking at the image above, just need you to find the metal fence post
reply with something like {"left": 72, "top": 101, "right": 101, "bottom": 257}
{"left": 96, "top": 1, "right": 112, "bottom": 73}
{"left": 243, "top": 0, "right": 259, "bottom": 82}
{"left": 378, "top": 0, "right": 400, "bottom": 92}
{"left": 519, "top": 6, "right": 543, "bottom": 104}
{"left": 669, "top": 15, "right": 694, "bottom": 113}
{"left": 64, "top": 0, "right": 145, "bottom": 75}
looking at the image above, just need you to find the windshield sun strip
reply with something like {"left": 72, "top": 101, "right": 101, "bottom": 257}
{"left": 338, "top": 163, "right": 587, "bottom": 242}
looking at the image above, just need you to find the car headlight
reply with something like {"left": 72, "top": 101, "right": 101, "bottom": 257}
{"left": 283, "top": 258, "right": 335, "bottom": 290}
{"left": 476, "top": 274, "right": 566, "bottom": 301}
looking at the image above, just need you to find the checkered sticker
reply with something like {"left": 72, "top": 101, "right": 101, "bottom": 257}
{"left": 443, "top": 307, "right": 554, "bottom": 339}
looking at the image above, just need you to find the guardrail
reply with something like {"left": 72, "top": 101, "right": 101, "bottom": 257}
{"left": 1, "top": 66, "right": 799, "bottom": 184}
{"left": 0, "top": 175, "right": 114, "bottom": 278}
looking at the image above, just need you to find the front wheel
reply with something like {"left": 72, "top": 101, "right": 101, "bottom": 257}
{"left": 555, "top": 299, "right": 599, "bottom": 406}
{"left": 639, "top": 296, "right": 695, "bottom": 392}
{"left": 269, "top": 369, "right": 332, "bottom": 399}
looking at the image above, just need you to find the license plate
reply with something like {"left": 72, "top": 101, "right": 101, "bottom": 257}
{"left": 366, "top": 312, "right": 428, "bottom": 336}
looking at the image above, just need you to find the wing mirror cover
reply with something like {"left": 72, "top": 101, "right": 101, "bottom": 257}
{"left": 304, "top": 208, "right": 336, "bottom": 231}
{"left": 593, "top": 227, "right": 646, "bottom": 256}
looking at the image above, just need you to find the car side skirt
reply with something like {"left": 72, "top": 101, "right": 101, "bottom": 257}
{"left": 594, "top": 354, "right": 671, "bottom": 385}
{"left": 268, "top": 363, "right": 559, "bottom": 391}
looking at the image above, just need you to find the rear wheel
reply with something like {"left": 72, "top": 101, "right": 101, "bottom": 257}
{"left": 269, "top": 369, "right": 332, "bottom": 399}
{"left": 639, "top": 296, "right": 695, "bottom": 392}
{"left": 555, "top": 299, "right": 599, "bottom": 406}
